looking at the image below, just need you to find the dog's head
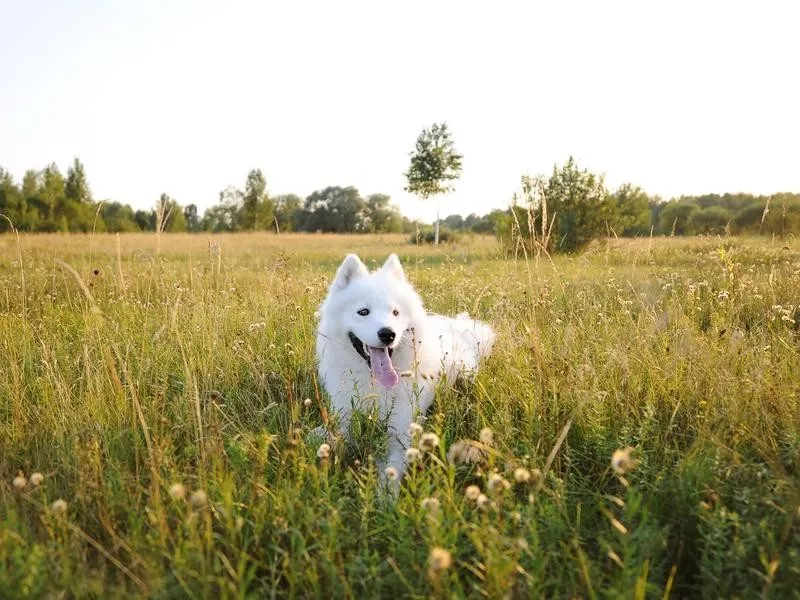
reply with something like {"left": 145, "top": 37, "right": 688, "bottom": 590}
{"left": 319, "top": 254, "right": 425, "bottom": 388}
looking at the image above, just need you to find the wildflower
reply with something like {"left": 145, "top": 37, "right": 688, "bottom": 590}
{"left": 12, "top": 473, "right": 27, "bottom": 491}
{"left": 51, "top": 499, "right": 68, "bottom": 514}
{"left": 384, "top": 466, "right": 398, "bottom": 481}
{"left": 446, "top": 440, "right": 486, "bottom": 465}
{"left": 168, "top": 483, "right": 186, "bottom": 500}
{"left": 529, "top": 468, "right": 543, "bottom": 485}
{"left": 514, "top": 467, "right": 531, "bottom": 483}
{"left": 419, "top": 432, "right": 440, "bottom": 452}
{"left": 427, "top": 547, "right": 452, "bottom": 577}
{"left": 611, "top": 447, "right": 639, "bottom": 475}
{"left": 405, "top": 447, "right": 422, "bottom": 462}
{"left": 479, "top": 427, "right": 494, "bottom": 446}
{"left": 30, "top": 472, "right": 44, "bottom": 487}
{"left": 317, "top": 443, "right": 331, "bottom": 460}
{"left": 407, "top": 422, "right": 424, "bottom": 437}
{"left": 190, "top": 489, "right": 208, "bottom": 509}
{"left": 303, "top": 398, "right": 312, "bottom": 408}
{"left": 421, "top": 497, "right": 440, "bottom": 515}
{"left": 476, "top": 493, "right": 493, "bottom": 511}
{"left": 487, "top": 473, "right": 510, "bottom": 494}
{"left": 464, "top": 485, "right": 481, "bottom": 501}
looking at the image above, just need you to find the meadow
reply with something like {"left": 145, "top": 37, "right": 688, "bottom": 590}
{"left": 1, "top": 231, "right": 798, "bottom": 599}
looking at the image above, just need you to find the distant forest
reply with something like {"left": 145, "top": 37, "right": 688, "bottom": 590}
{"left": 1, "top": 159, "right": 798, "bottom": 245}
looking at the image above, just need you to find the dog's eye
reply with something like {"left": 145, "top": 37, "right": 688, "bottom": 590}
{"left": 357, "top": 308, "right": 370, "bottom": 316}
{"left": 392, "top": 309, "right": 399, "bottom": 317}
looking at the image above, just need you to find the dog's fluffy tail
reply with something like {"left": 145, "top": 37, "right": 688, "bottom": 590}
{"left": 454, "top": 312, "right": 496, "bottom": 359}
{"left": 428, "top": 312, "right": 496, "bottom": 381}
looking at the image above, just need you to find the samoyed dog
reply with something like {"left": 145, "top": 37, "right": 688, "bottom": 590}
{"left": 315, "top": 253, "right": 495, "bottom": 481}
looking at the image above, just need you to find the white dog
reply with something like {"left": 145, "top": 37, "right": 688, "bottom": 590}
{"left": 315, "top": 253, "right": 495, "bottom": 481}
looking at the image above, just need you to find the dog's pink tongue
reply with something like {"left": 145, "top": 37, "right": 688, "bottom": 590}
{"left": 367, "top": 346, "right": 399, "bottom": 388}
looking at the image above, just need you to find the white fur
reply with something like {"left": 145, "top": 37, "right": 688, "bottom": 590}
{"left": 315, "top": 253, "right": 495, "bottom": 482}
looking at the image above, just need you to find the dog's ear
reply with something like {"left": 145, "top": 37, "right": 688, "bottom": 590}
{"left": 381, "top": 254, "right": 406, "bottom": 282}
{"left": 332, "top": 254, "right": 368, "bottom": 291}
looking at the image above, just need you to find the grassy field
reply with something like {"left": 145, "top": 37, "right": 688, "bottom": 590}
{"left": 1, "top": 231, "right": 799, "bottom": 598}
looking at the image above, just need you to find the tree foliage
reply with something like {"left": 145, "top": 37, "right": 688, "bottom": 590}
{"left": 404, "top": 122, "right": 463, "bottom": 245}
{"left": 1, "top": 156, "right": 798, "bottom": 240}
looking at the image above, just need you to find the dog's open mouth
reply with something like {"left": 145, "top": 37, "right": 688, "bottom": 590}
{"left": 348, "top": 332, "right": 399, "bottom": 389}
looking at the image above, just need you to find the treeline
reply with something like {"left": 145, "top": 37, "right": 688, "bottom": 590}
{"left": 0, "top": 161, "right": 414, "bottom": 234}
{"left": 488, "top": 157, "right": 800, "bottom": 253}
{"left": 2, "top": 158, "right": 797, "bottom": 246}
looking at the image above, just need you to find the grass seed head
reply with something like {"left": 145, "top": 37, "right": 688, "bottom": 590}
{"left": 427, "top": 547, "right": 452, "bottom": 577}
{"left": 190, "top": 489, "right": 208, "bottom": 509}
{"left": 488, "top": 473, "right": 510, "bottom": 494}
{"left": 514, "top": 467, "right": 531, "bottom": 483}
{"left": 446, "top": 440, "right": 486, "bottom": 465}
{"left": 419, "top": 432, "right": 440, "bottom": 452}
{"left": 51, "top": 499, "right": 68, "bottom": 514}
{"left": 12, "top": 472, "right": 27, "bottom": 491}
{"left": 30, "top": 472, "right": 44, "bottom": 486}
{"left": 611, "top": 447, "right": 639, "bottom": 475}
{"left": 407, "top": 422, "right": 424, "bottom": 437}
{"left": 479, "top": 427, "right": 494, "bottom": 446}
{"left": 421, "top": 497, "right": 440, "bottom": 515}
{"left": 405, "top": 447, "right": 422, "bottom": 462}
{"left": 465, "top": 485, "right": 481, "bottom": 501}
{"left": 316, "top": 443, "right": 331, "bottom": 460}
{"left": 168, "top": 483, "right": 186, "bottom": 500}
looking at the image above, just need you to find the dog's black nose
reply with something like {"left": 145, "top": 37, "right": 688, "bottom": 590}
{"left": 377, "top": 327, "right": 396, "bottom": 345}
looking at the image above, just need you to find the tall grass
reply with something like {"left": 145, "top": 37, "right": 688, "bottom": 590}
{"left": 1, "top": 232, "right": 798, "bottom": 598}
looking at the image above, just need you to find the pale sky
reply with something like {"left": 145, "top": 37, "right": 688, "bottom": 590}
{"left": 1, "top": 0, "right": 798, "bottom": 221}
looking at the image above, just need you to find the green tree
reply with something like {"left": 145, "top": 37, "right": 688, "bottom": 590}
{"left": 155, "top": 193, "right": 187, "bottom": 232}
{"left": 612, "top": 183, "right": 652, "bottom": 236}
{"left": 0, "top": 169, "right": 26, "bottom": 231}
{"left": 134, "top": 210, "right": 154, "bottom": 231}
{"left": 101, "top": 202, "right": 139, "bottom": 232}
{"left": 39, "top": 163, "right": 67, "bottom": 231}
{"left": 273, "top": 194, "right": 302, "bottom": 232}
{"left": 63, "top": 158, "right": 94, "bottom": 231}
{"left": 303, "top": 186, "right": 366, "bottom": 233}
{"left": 240, "top": 169, "right": 274, "bottom": 230}
{"left": 365, "top": 194, "right": 402, "bottom": 232}
{"left": 65, "top": 158, "right": 91, "bottom": 204}
{"left": 546, "top": 157, "right": 613, "bottom": 252}
{"left": 690, "top": 206, "right": 731, "bottom": 235}
{"left": 205, "top": 186, "right": 243, "bottom": 232}
{"left": 657, "top": 200, "right": 699, "bottom": 235}
{"left": 443, "top": 214, "right": 465, "bottom": 230}
{"left": 404, "top": 122, "right": 463, "bottom": 245}
{"left": 183, "top": 204, "right": 201, "bottom": 232}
